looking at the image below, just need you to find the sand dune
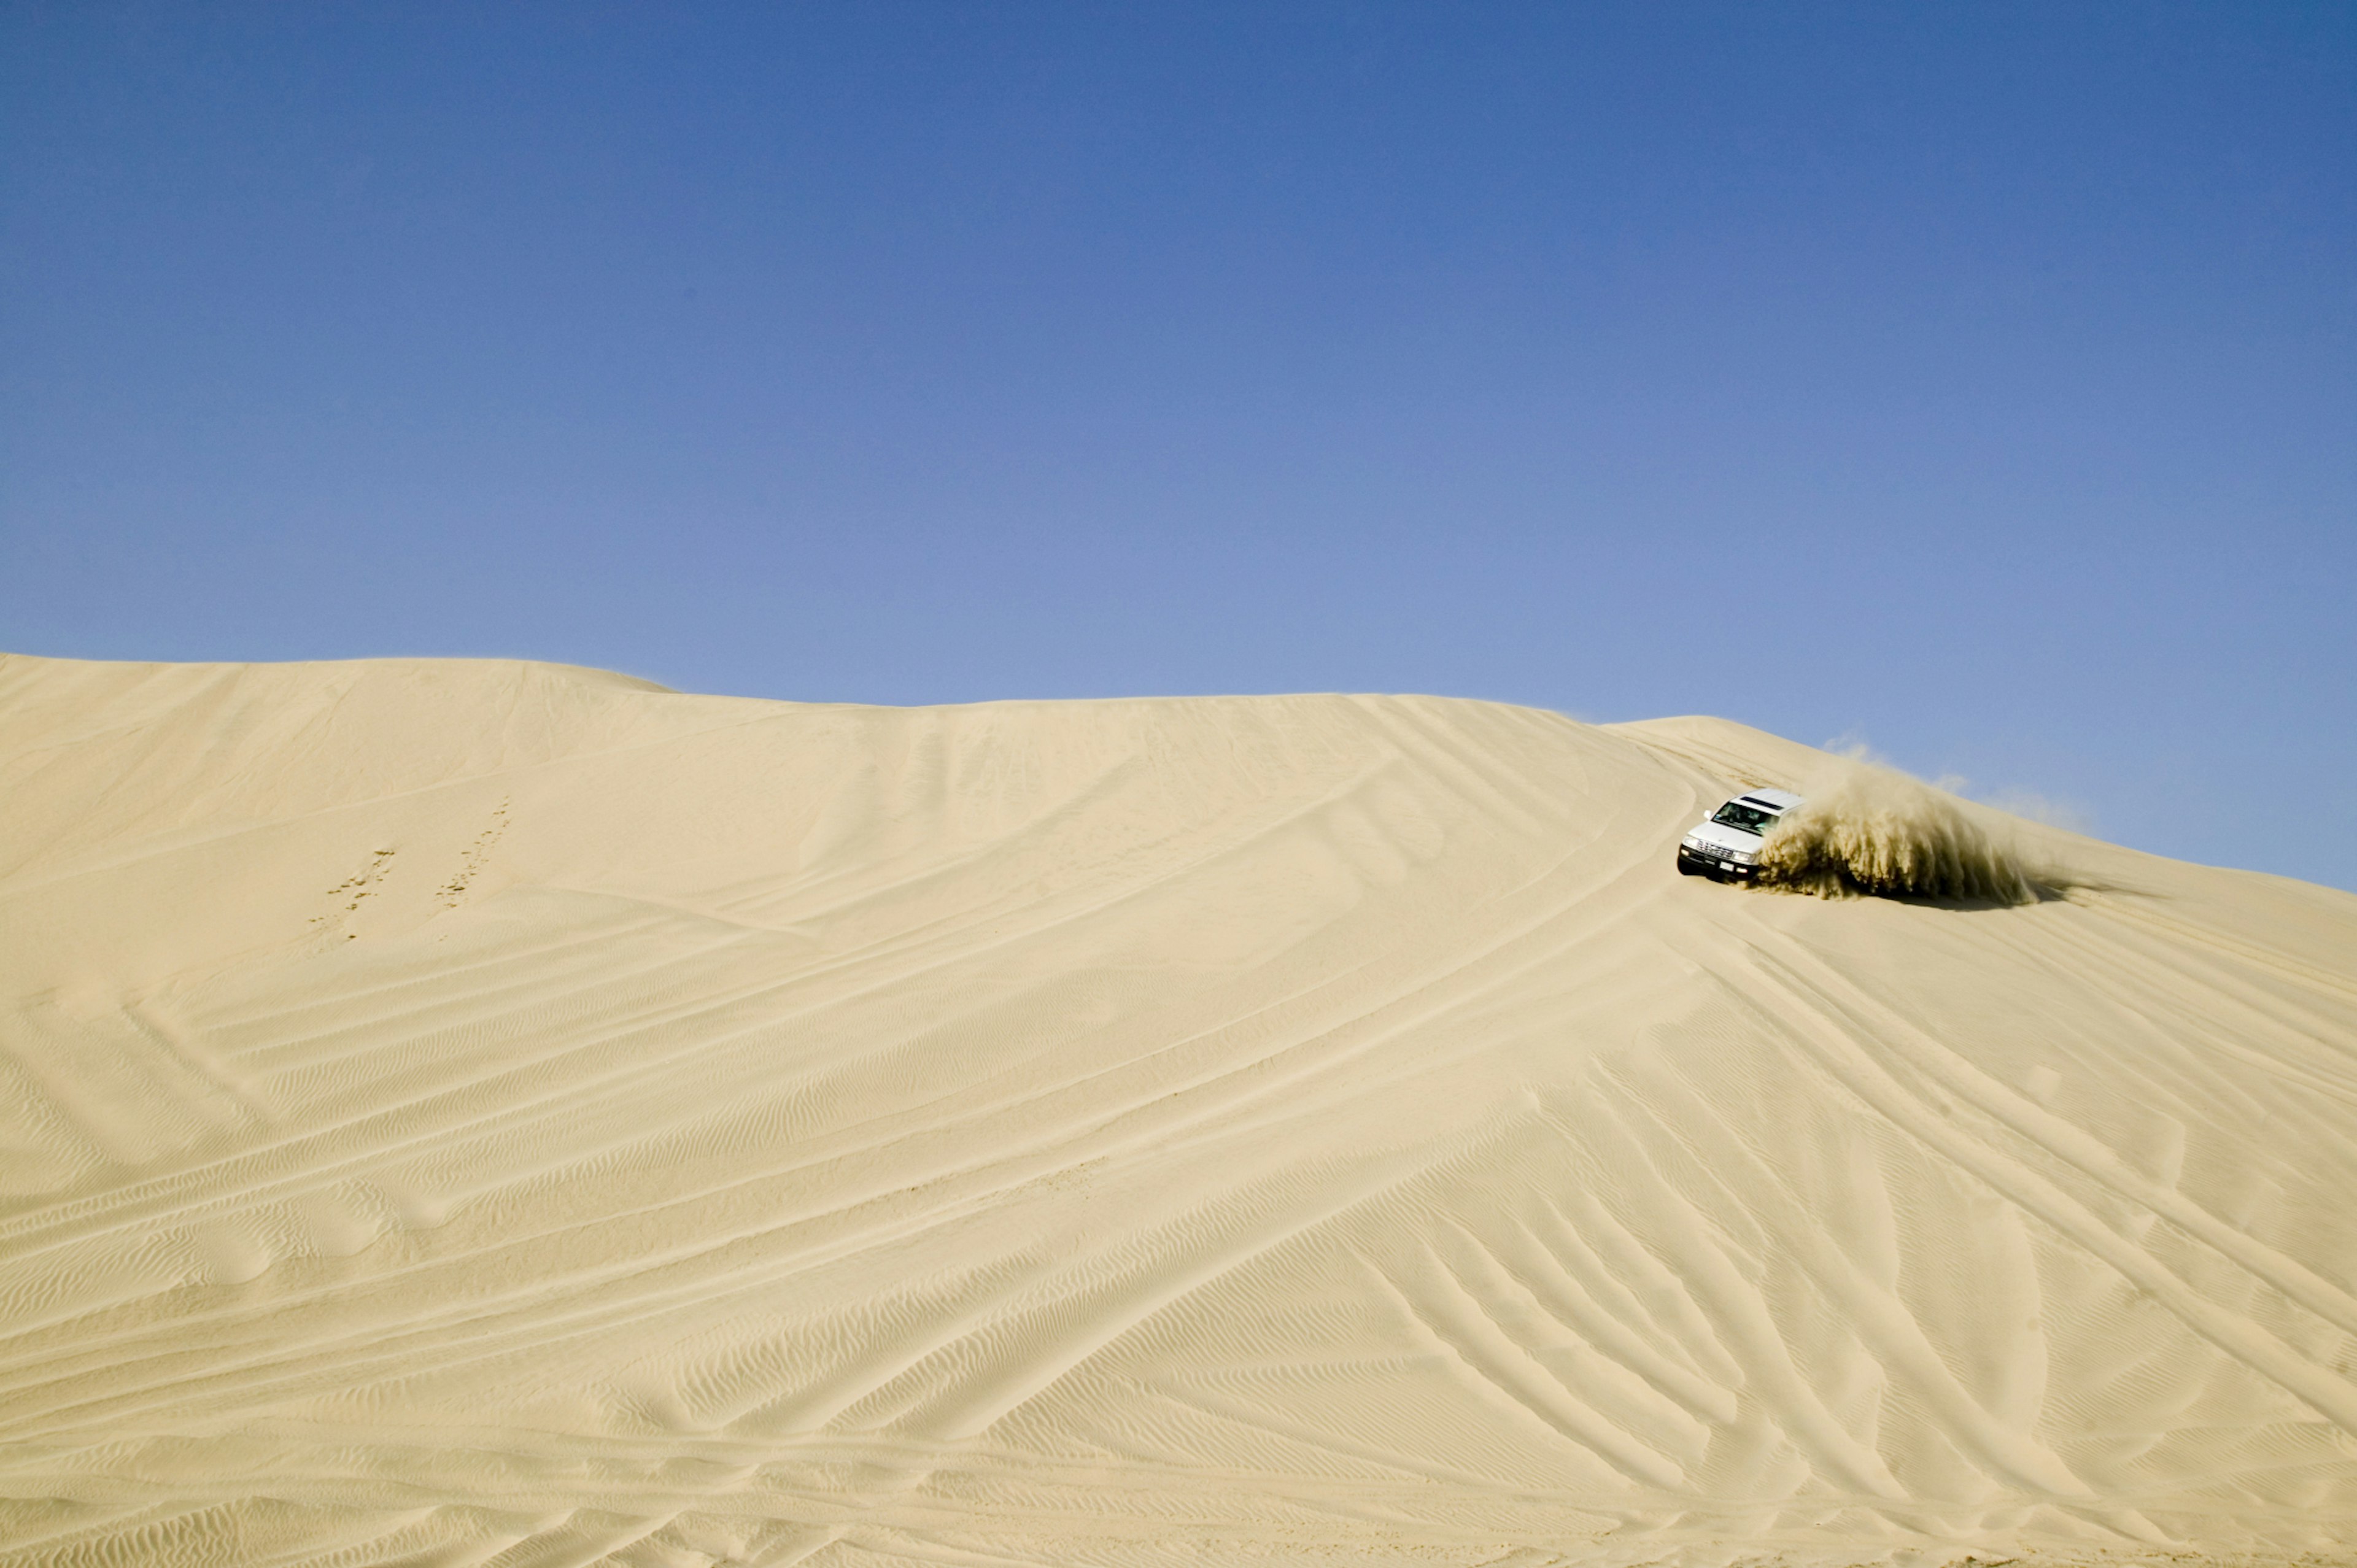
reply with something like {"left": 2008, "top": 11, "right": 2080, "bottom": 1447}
{"left": 2, "top": 654, "right": 2353, "bottom": 1567}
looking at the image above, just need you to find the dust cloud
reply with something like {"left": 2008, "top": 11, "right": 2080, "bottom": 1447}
{"left": 1756, "top": 765, "right": 2043, "bottom": 903}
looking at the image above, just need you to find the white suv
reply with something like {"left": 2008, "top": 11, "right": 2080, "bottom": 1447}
{"left": 1676, "top": 788, "right": 1803, "bottom": 883}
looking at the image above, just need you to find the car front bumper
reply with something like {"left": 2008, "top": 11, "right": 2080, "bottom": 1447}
{"left": 1677, "top": 844, "right": 1760, "bottom": 883}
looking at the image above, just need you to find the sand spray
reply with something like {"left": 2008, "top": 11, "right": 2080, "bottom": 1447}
{"left": 1755, "top": 763, "right": 2043, "bottom": 902}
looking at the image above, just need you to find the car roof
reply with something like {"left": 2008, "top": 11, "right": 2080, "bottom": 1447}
{"left": 1732, "top": 787, "right": 1804, "bottom": 811}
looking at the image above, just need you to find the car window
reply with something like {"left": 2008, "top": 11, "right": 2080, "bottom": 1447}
{"left": 1709, "top": 801, "right": 1779, "bottom": 835}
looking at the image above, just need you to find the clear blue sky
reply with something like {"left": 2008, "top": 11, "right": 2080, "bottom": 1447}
{"left": 4, "top": 4, "right": 2353, "bottom": 889}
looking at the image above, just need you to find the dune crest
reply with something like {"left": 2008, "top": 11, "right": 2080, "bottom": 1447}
{"left": 3, "top": 656, "right": 2354, "bottom": 1567}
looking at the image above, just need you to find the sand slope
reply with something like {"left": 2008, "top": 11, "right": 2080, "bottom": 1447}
{"left": 2, "top": 654, "right": 2354, "bottom": 1567}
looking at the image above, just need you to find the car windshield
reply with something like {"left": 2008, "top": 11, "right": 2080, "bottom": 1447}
{"left": 1709, "top": 801, "right": 1780, "bottom": 836}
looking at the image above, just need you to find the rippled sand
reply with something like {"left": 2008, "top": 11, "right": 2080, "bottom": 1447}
{"left": 3, "top": 654, "right": 2352, "bottom": 1566}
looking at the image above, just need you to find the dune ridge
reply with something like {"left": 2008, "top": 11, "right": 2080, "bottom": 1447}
{"left": 1, "top": 655, "right": 2354, "bottom": 1567}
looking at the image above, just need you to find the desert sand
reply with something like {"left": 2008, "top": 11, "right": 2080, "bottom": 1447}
{"left": 2, "top": 653, "right": 2354, "bottom": 1567}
